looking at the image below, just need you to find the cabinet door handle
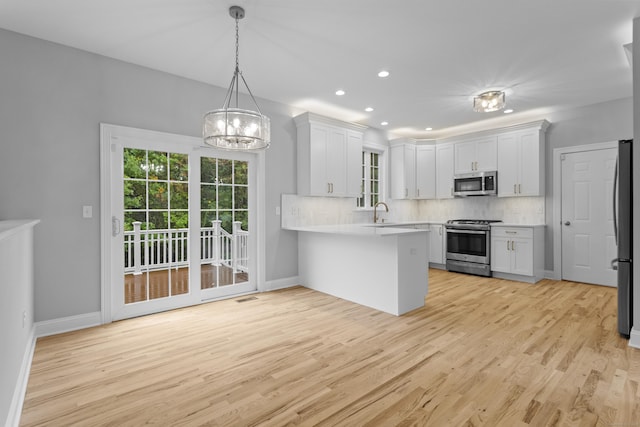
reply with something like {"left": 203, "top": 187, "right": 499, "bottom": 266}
{"left": 518, "top": 184, "right": 521, "bottom": 194}
{"left": 405, "top": 188, "right": 408, "bottom": 197}
{"left": 417, "top": 188, "right": 420, "bottom": 197}
{"left": 331, "top": 183, "right": 334, "bottom": 193}
{"left": 514, "top": 184, "right": 517, "bottom": 194}
{"left": 327, "top": 183, "right": 331, "bottom": 194}
{"left": 507, "top": 241, "right": 510, "bottom": 251}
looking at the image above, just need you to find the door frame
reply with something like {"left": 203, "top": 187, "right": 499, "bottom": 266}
{"left": 552, "top": 140, "right": 617, "bottom": 280}
{"left": 99, "top": 123, "right": 266, "bottom": 324}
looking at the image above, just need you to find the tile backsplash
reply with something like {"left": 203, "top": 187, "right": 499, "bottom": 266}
{"left": 281, "top": 194, "right": 545, "bottom": 228}
{"left": 417, "top": 196, "right": 545, "bottom": 224}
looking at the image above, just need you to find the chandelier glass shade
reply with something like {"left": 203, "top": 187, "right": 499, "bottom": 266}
{"left": 473, "top": 91, "right": 506, "bottom": 113}
{"left": 203, "top": 6, "right": 270, "bottom": 150}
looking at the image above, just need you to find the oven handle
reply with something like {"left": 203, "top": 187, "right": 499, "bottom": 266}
{"left": 445, "top": 228, "right": 488, "bottom": 235}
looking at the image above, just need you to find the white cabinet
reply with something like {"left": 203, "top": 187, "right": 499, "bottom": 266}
{"left": 390, "top": 143, "right": 411, "bottom": 199}
{"left": 497, "top": 122, "right": 548, "bottom": 197}
{"left": 429, "top": 223, "right": 446, "bottom": 265}
{"left": 416, "top": 145, "right": 436, "bottom": 199}
{"left": 491, "top": 226, "right": 544, "bottom": 283}
{"left": 436, "top": 144, "right": 454, "bottom": 199}
{"left": 454, "top": 137, "right": 497, "bottom": 174}
{"left": 390, "top": 143, "right": 415, "bottom": 199}
{"left": 390, "top": 141, "right": 435, "bottom": 200}
{"left": 295, "top": 113, "right": 364, "bottom": 197}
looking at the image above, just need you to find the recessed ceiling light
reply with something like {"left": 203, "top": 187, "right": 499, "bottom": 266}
{"left": 378, "top": 70, "right": 390, "bottom": 78}
{"left": 381, "top": 121, "right": 389, "bottom": 126}
{"left": 503, "top": 109, "right": 514, "bottom": 114}
{"left": 335, "top": 89, "right": 345, "bottom": 96}
{"left": 365, "top": 107, "right": 374, "bottom": 112}
{"left": 425, "top": 127, "right": 433, "bottom": 131}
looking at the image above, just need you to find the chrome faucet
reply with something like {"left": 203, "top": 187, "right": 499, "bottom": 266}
{"left": 373, "top": 201, "right": 389, "bottom": 224}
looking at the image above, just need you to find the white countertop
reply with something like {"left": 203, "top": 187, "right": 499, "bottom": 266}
{"left": 492, "top": 223, "right": 546, "bottom": 228}
{"left": 287, "top": 223, "right": 429, "bottom": 237}
{"left": 0, "top": 219, "right": 40, "bottom": 241}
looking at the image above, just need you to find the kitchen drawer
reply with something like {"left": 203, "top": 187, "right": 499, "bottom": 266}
{"left": 492, "top": 227, "right": 533, "bottom": 239}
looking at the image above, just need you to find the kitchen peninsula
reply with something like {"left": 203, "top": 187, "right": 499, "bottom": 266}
{"left": 288, "top": 224, "right": 429, "bottom": 316}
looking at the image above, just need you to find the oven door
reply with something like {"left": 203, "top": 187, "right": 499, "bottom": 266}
{"left": 446, "top": 228, "right": 489, "bottom": 264}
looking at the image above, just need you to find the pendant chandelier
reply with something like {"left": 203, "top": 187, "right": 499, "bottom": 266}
{"left": 203, "top": 6, "right": 270, "bottom": 150}
{"left": 473, "top": 90, "right": 506, "bottom": 113}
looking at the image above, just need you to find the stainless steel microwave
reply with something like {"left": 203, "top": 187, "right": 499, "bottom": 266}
{"left": 453, "top": 171, "right": 497, "bottom": 196}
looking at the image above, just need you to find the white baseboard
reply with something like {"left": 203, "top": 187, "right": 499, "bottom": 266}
{"left": 35, "top": 311, "right": 102, "bottom": 338}
{"left": 263, "top": 276, "right": 300, "bottom": 292}
{"left": 6, "top": 327, "right": 36, "bottom": 427}
{"left": 629, "top": 327, "right": 640, "bottom": 349}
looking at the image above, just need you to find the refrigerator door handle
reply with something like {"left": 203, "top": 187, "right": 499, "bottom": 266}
{"left": 613, "top": 155, "right": 618, "bottom": 246}
{"left": 611, "top": 258, "right": 619, "bottom": 271}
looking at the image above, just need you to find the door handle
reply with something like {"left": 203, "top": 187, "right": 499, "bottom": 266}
{"left": 112, "top": 216, "right": 121, "bottom": 237}
{"left": 564, "top": 221, "right": 571, "bottom": 226}
{"left": 611, "top": 259, "right": 619, "bottom": 271}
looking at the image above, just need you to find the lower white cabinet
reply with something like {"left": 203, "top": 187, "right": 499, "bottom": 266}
{"left": 491, "top": 226, "right": 544, "bottom": 283}
{"left": 429, "top": 224, "right": 445, "bottom": 266}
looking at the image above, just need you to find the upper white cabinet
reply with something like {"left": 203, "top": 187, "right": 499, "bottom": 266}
{"left": 436, "top": 144, "right": 454, "bottom": 199}
{"left": 390, "top": 143, "right": 415, "bottom": 199}
{"left": 497, "top": 121, "right": 550, "bottom": 197}
{"left": 454, "top": 136, "right": 497, "bottom": 174}
{"left": 416, "top": 145, "right": 436, "bottom": 199}
{"left": 390, "top": 141, "right": 436, "bottom": 200}
{"left": 295, "top": 113, "right": 364, "bottom": 197}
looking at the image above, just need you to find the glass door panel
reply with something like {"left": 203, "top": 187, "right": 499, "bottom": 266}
{"left": 200, "top": 156, "right": 252, "bottom": 298}
{"left": 123, "top": 148, "right": 190, "bottom": 305}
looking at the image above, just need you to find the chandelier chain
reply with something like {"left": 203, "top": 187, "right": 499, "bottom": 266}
{"left": 235, "top": 15, "right": 240, "bottom": 72}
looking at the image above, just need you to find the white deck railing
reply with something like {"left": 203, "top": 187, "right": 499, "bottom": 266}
{"left": 124, "top": 220, "right": 248, "bottom": 275}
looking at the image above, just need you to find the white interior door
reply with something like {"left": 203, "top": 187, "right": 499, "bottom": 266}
{"left": 561, "top": 148, "right": 617, "bottom": 286}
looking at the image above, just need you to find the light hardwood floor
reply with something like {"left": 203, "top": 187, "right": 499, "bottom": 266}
{"left": 21, "top": 270, "right": 640, "bottom": 426}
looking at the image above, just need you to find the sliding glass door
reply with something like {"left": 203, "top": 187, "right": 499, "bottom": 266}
{"left": 103, "top": 125, "right": 257, "bottom": 320}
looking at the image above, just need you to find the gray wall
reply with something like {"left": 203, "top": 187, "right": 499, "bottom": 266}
{"left": 0, "top": 29, "right": 298, "bottom": 322}
{"left": 543, "top": 97, "right": 633, "bottom": 270}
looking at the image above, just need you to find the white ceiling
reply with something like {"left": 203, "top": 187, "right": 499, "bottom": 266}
{"left": 1, "top": 0, "right": 638, "bottom": 138}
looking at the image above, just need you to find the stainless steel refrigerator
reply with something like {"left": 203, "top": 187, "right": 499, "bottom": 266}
{"left": 613, "top": 139, "right": 633, "bottom": 338}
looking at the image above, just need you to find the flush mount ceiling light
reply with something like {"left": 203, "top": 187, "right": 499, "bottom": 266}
{"left": 473, "top": 90, "right": 506, "bottom": 113}
{"left": 203, "top": 6, "right": 270, "bottom": 150}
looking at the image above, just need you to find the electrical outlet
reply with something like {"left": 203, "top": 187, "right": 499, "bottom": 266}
{"left": 82, "top": 205, "right": 93, "bottom": 218}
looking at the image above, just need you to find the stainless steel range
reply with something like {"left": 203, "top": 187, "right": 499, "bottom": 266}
{"left": 445, "top": 219, "right": 502, "bottom": 277}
